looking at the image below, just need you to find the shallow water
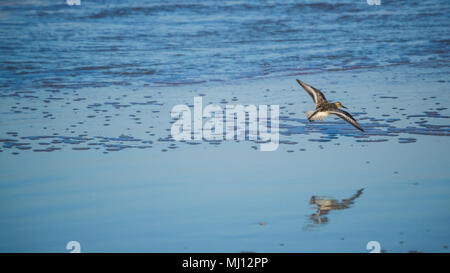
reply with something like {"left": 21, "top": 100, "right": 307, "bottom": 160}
{"left": 0, "top": 0, "right": 449, "bottom": 252}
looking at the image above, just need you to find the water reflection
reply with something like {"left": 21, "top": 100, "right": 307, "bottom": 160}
{"left": 306, "top": 188, "right": 364, "bottom": 227}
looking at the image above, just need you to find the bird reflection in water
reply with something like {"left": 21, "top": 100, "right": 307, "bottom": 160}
{"left": 306, "top": 188, "right": 364, "bottom": 227}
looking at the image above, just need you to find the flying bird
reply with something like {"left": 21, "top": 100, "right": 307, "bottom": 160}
{"left": 296, "top": 79, "right": 364, "bottom": 132}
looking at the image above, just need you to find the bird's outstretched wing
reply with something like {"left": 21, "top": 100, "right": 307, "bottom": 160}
{"left": 329, "top": 109, "right": 364, "bottom": 132}
{"left": 296, "top": 79, "right": 328, "bottom": 107}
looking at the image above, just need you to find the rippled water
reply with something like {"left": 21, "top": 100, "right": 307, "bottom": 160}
{"left": 1, "top": 0, "right": 449, "bottom": 89}
{"left": 0, "top": 0, "right": 449, "bottom": 253}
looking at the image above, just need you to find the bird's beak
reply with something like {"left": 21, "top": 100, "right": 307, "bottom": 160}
{"left": 342, "top": 105, "right": 347, "bottom": 109}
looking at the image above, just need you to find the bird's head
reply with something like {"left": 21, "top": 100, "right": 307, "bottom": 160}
{"left": 334, "top": 102, "right": 347, "bottom": 109}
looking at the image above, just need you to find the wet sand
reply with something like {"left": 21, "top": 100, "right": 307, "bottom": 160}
{"left": 0, "top": 65, "right": 449, "bottom": 252}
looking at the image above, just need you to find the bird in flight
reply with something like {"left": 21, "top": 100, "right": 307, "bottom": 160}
{"left": 296, "top": 79, "right": 364, "bottom": 132}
